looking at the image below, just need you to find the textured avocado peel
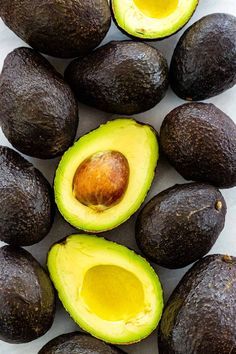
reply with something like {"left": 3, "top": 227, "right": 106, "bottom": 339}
{"left": 0, "top": 246, "right": 55, "bottom": 343}
{"left": 65, "top": 41, "right": 168, "bottom": 115}
{"left": 160, "top": 102, "right": 236, "bottom": 188}
{"left": 136, "top": 182, "right": 227, "bottom": 269}
{"left": 170, "top": 13, "right": 236, "bottom": 100}
{"left": 39, "top": 332, "right": 127, "bottom": 354}
{"left": 0, "top": 47, "right": 78, "bottom": 159}
{"left": 158, "top": 254, "right": 236, "bottom": 353}
{"left": 0, "top": 0, "right": 111, "bottom": 58}
{"left": 0, "top": 145, "right": 54, "bottom": 246}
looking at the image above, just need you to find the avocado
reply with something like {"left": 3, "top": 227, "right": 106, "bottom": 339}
{"left": 39, "top": 332, "right": 127, "bottom": 354}
{"left": 111, "top": 0, "right": 198, "bottom": 40}
{"left": 0, "top": 146, "right": 54, "bottom": 246}
{"left": 160, "top": 103, "right": 236, "bottom": 188}
{"left": 158, "top": 254, "right": 236, "bottom": 353}
{"left": 65, "top": 41, "right": 168, "bottom": 115}
{"left": 0, "top": 47, "right": 78, "bottom": 159}
{"left": 47, "top": 234, "right": 163, "bottom": 344}
{"left": 0, "top": 245, "right": 55, "bottom": 343}
{"left": 170, "top": 13, "right": 236, "bottom": 101}
{"left": 0, "top": 0, "right": 111, "bottom": 58}
{"left": 54, "top": 119, "right": 159, "bottom": 232}
{"left": 136, "top": 183, "right": 227, "bottom": 269}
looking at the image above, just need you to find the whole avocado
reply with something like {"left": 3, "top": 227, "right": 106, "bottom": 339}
{"left": 0, "top": 146, "right": 54, "bottom": 246}
{"left": 0, "top": 0, "right": 111, "bottom": 58}
{"left": 0, "top": 47, "right": 78, "bottom": 159}
{"left": 160, "top": 103, "right": 236, "bottom": 188}
{"left": 136, "top": 183, "right": 226, "bottom": 269}
{"left": 39, "top": 332, "right": 127, "bottom": 354}
{"left": 65, "top": 41, "right": 168, "bottom": 115}
{"left": 0, "top": 245, "right": 55, "bottom": 343}
{"left": 158, "top": 254, "right": 236, "bottom": 353}
{"left": 170, "top": 13, "right": 236, "bottom": 100}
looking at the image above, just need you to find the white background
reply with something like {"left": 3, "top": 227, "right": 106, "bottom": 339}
{"left": 0, "top": 0, "right": 235, "bottom": 353}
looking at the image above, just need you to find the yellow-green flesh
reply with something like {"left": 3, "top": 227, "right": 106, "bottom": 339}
{"left": 48, "top": 235, "right": 164, "bottom": 344}
{"left": 112, "top": 0, "right": 198, "bottom": 39}
{"left": 134, "top": 0, "right": 179, "bottom": 19}
{"left": 54, "top": 119, "right": 158, "bottom": 232}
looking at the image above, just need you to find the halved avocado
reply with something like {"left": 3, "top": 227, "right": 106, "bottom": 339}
{"left": 47, "top": 234, "right": 163, "bottom": 344}
{"left": 54, "top": 119, "right": 158, "bottom": 232}
{"left": 111, "top": 0, "right": 198, "bottom": 39}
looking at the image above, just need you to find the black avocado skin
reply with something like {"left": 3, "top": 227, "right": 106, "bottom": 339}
{"left": 170, "top": 13, "right": 236, "bottom": 101}
{"left": 0, "top": 146, "right": 54, "bottom": 246}
{"left": 0, "top": 0, "right": 111, "bottom": 58}
{"left": 136, "top": 182, "right": 226, "bottom": 269}
{"left": 160, "top": 102, "right": 236, "bottom": 188}
{"left": 39, "top": 332, "right": 127, "bottom": 354}
{"left": 65, "top": 40, "right": 169, "bottom": 115}
{"left": 0, "top": 47, "right": 79, "bottom": 159}
{"left": 158, "top": 254, "right": 236, "bottom": 354}
{"left": 0, "top": 245, "right": 55, "bottom": 343}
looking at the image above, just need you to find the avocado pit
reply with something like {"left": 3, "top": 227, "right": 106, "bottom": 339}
{"left": 73, "top": 151, "right": 129, "bottom": 211}
{"left": 134, "top": 0, "right": 179, "bottom": 19}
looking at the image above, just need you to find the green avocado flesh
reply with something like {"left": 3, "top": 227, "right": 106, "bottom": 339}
{"left": 54, "top": 119, "right": 158, "bottom": 232}
{"left": 47, "top": 235, "right": 163, "bottom": 344}
{"left": 111, "top": 0, "right": 198, "bottom": 39}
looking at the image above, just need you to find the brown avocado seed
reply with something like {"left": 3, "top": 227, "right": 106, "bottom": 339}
{"left": 73, "top": 151, "right": 129, "bottom": 211}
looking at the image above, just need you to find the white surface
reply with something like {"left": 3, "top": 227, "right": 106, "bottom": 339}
{"left": 0, "top": 1, "right": 235, "bottom": 353}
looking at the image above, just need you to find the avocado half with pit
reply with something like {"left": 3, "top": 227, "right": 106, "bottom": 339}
{"left": 47, "top": 234, "right": 163, "bottom": 344}
{"left": 54, "top": 119, "right": 158, "bottom": 232}
{"left": 111, "top": 0, "right": 198, "bottom": 39}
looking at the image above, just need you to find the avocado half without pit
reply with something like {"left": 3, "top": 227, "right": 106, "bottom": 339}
{"left": 111, "top": 0, "right": 198, "bottom": 39}
{"left": 54, "top": 119, "right": 158, "bottom": 232}
{"left": 47, "top": 235, "right": 163, "bottom": 344}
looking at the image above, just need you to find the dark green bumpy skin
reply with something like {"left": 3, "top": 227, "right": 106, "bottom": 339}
{"left": 160, "top": 103, "right": 236, "bottom": 188}
{"left": 170, "top": 13, "right": 236, "bottom": 100}
{"left": 0, "top": 0, "right": 111, "bottom": 58}
{"left": 65, "top": 41, "right": 169, "bottom": 115}
{"left": 136, "top": 183, "right": 226, "bottom": 269}
{"left": 158, "top": 254, "right": 236, "bottom": 353}
{"left": 0, "top": 146, "right": 54, "bottom": 246}
{"left": 0, "top": 47, "right": 78, "bottom": 159}
{"left": 0, "top": 246, "right": 55, "bottom": 343}
{"left": 39, "top": 332, "right": 127, "bottom": 354}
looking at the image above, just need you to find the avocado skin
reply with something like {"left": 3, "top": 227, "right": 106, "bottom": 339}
{"left": 170, "top": 13, "right": 236, "bottom": 100}
{"left": 136, "top": 183, "right": 226, "bottom": 269}
{"left": 65, "top": 41, "right": 168, "bottom": 115}
{"left": 0, "top": 245, "right": 55, "bottom": 343}
{"left": 39, "top": 332, "right": 127, "bottom": 354}
{"left": 0, "top": 146, "right": 54, "bottom": 246}
{"left": 158, "top": 254, "right": 236, "bottom": 353}
{"left": 160, "top": 102, "right": 236, "bottom": 188}
{"left": 0, "top": 0, "right": 111, "bottom": 58}
{"left": 0, "top": 47, "right": 78, "bottom": 159}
